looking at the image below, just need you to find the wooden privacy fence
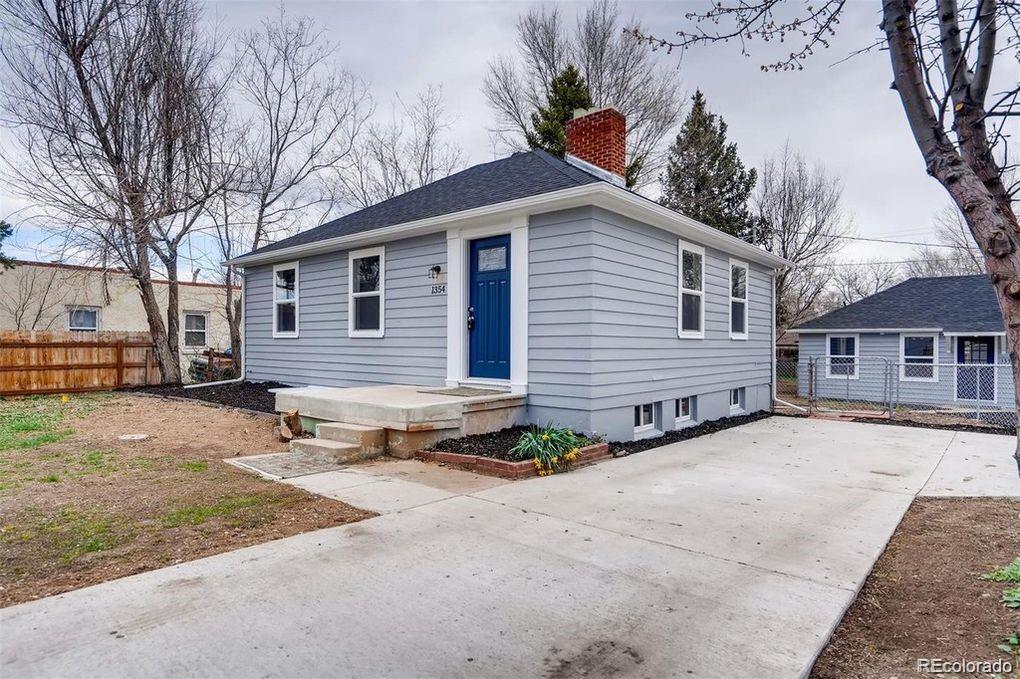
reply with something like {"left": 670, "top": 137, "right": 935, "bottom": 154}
{"left": 0, "top": 331, "right": 160, "bottom": 396}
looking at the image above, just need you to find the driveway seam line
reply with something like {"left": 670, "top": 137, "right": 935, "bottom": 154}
{"left": 916, "top": 431, "right": 959, "bottom": 497}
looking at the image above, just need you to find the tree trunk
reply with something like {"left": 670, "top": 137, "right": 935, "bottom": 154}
{"left": 136, "top": 274, "right": 181, "bottom": 383}
{"left": 883, "top": 0, "right": 1020, "bottom": 475}
{"left": 164, "top": 255, "right": 181, "bottom": 376}
{"left": 224, "top": 264, "right": 242, "bottom": 374}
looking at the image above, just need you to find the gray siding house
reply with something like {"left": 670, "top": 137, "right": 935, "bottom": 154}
{"left": 230, "top": 108, "right": 788, "bottom": 441}
{"left": 795, "top": 275, "right": 1014, "bottom": 412}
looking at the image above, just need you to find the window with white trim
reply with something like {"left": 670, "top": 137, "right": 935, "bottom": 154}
{"left": 183, "top": 312, "right": 208, "bottom": 347}
{"left": 634, "top": 403, "right": 655, "bottom": 434}
{"left": 273, "top": 262, "right": 298, "bottom": 338}
{"left": 348, "top": 247, "right": 384, "bottom": 337}
{"left": 901, "top": 334, "right": 937, "bottom": 381}
{"left": 675, "top": 396, "right": 695, "bottom": 423}
{"left": 729, "top": 260, "right": 748, "bottom": 339}
{"left": 67, "top": 306, "right": 99, "bottom": 332}
{"left": 678, "top": 241, "right": 705, "bottom": 338}
{"left": 729, "top": 387, "right": 745, "bottom": 412}
{"left": 826, "top": 334, "right": 858, "bottom": 378}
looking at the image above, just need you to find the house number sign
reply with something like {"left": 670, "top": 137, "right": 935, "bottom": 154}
{"left": 428, "top": 264, "right": 446, "bottom": 295}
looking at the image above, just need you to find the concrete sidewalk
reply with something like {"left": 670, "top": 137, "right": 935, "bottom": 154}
{"left": 2, "top": 418, "right": 1017, "bottom": 679}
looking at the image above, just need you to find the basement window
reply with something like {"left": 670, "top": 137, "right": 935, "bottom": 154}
{"left": 349, "top": 246, "right": 385, "bottom": 338}
{"left": 675, "top": 396, "right": 696, "bottom": 424}
{"left": 729, "top": 387, "right": 745, "bottom": 413}
{"left": 634, "top": 403, "right": 655, "bottom": 435}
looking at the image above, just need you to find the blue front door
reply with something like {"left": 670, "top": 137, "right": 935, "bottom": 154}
{"left": 469, "top": 235, "right": 511, "bottom": 379}
{"left": 956, "top": 336, "right": 995, "bottom": 400}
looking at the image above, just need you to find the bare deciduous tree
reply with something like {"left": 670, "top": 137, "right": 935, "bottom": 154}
{"left": 630, "top": 0, "right": 1020, "bottom": 472}
{"left": 485, "top": 0, "right": 683, "bottom": 187}
{"left": 828, "top": 260, "right": 904, "bottom": 309}
{"left": 904, "top": 206, "right": 986, "bottom": 277}
{"left": 757, "top": 144, "right": 852, "bottom": 330}
{"left": 0, "top": 0, "right": 227, "bottom": 382}
{"left": 334, "top": 86, "right": 465, "bottom": 210}
{"left": 206, "top": 9, "right": 371, "bottom": 369}
{"left": 0, "top": 264, "right": 64, "bottom": 330}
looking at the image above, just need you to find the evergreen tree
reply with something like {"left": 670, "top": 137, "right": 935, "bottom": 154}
{"left": 0, "top": 221, "right": 14, "bottom": 270}
{"left": 526, "top": 66, "right": 592, "bottom": 158}
{"left": 660, "top": 91, "right": 760, "bottom": 241}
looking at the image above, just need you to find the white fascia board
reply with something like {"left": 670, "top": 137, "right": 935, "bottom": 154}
{"left": 796, "top": 327, "right": 943, "bottom": 334}
{"left": 225, "top": 182, "right": 793, "bottom": 270}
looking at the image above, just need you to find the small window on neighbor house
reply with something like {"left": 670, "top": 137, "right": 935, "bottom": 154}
{"left": 729, "top": 261, "right": 748, "bottom": 339}
{"left": 827, "top": 334, "right": 858, "bottom": 378}
{"left": 676, "top": 396, "right": 694, "bottom": 423}
{"left": 273, "top": 262, "right": 298, "bottom": 338}
{"left": 184, "top": 312, "right": 208, "bottom": 347}
{"left": 678, "top": 241, "right": 705, "bottom": 337}
{"left": 349, "top": 247, "right": 384, "bottom": 337}
{"left": 634, "top": 403, "right": 655, "bottom": 433}
{"left": 729, "top": 387, "right": 745, "bottom": 411}
{"left": 901, "top": 334, "right": 937, "bottom": 381}
{"left": 67, "top": 306, "right": 99, "bottom": 332}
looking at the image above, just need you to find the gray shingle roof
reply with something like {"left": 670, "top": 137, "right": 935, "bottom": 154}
{"left": 243, "top": 149, "right": 601, "bottom": 259}
{"left": 795, "top": 275, "right": 1002, "bottom": 333}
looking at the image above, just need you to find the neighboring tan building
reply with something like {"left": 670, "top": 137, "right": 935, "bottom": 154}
{"left": 0, "top": 260, "right": 236, "bottom": 381}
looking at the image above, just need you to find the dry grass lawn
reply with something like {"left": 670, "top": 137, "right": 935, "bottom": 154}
{"left": 0, "top": 393, "right": 373, "bottom": 607}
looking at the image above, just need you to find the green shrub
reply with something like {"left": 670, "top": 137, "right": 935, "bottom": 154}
{"left": 1002, "top": 586, "right": 1020, "bottom": 609}
{"left": 510, "top": 425, "right": 589, "bottom": 475}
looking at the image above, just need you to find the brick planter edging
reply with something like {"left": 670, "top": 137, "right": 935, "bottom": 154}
{"left": 417, "top": 443, "right": 611, "bottom": 479}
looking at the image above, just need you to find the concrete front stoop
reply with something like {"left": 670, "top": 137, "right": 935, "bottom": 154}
{"left": 276, "top": 385, "right": 527, "bottom": 460}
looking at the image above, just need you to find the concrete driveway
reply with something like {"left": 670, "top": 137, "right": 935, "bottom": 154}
{"left": 3, "top": 418, "right": 1018, "bottom": 678}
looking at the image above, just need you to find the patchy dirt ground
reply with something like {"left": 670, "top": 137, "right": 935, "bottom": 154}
{"left": 0, "top": 393, "right": 373, "bottom": 607}
{"left": 811, "top": 497, "right": 1020, "bottom": 678}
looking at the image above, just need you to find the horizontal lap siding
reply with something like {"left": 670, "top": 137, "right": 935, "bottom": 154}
{"left": 527, "top": 208, "right": 596, "bottom": 422}
{"left": 585, "top": 208, "right": 772, "bottom": 410}
{"left": 243, "top": 232, "right": 446, "bottom": 387}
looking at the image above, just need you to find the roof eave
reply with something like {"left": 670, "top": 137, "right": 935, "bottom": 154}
{"left": 225, "top": 182, "right": 792, "bottom": 269}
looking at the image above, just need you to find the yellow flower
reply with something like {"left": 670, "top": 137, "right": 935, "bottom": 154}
{"left": 60, "top": 394, "right": 69, "bottom": 404}
{"left": 541, "top": 434, "right": 550, "bottom": 441}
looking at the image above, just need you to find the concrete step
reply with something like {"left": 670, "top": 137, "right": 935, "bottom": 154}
{"left": 316, "top": 422, "right": 387, "bottom": 456}
{"left": 289, "top": 437, "right": 379, "bottom": 464}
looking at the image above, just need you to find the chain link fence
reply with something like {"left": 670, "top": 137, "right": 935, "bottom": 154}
{"left": 775, "top": 356, "right": 1016, "bottom": 430}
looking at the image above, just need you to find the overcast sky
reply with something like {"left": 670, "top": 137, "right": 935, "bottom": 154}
{"left": 3, "top": 0, "right": 989, "bottom": 268}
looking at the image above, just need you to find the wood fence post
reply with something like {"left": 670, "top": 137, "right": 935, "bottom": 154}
{"left": 115, "top": 340, "right": 124, "bottom": 388}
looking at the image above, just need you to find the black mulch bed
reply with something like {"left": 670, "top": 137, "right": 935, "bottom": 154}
{"left": 849, "top": 416, "right": 1014, "bottom": 436}
{"left": 610, "top": 411, "right": 773, "bottom": 456}
{"left": 126, "top": 380, "right": 289, "bottom": 414}
{"left": 423, "top": 426, "right": 588, "bottom": 462}
{"left": 426, "top": 412, "right": 773, "bottom": 460}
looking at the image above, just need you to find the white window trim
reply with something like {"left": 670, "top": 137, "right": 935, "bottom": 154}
{"left": 899, "top": 333, "right": 939, "bottom": 383}
{"left": 677, "top": 240, "right": 706, "bottom": 339}
{"left": 729, "top": 387, "right": 745, "bottom": 413}
{"left": 272, "top": 261, "right": 299, "bottom": 339}
{"left": 634, "top": 403, "right": 655, "bottom": 434}
{"left": 67, "top": 305, "right": 100, "bottom": 332}
{"left": 348, "top": 246, "right": 385, "bottom": 338}
{"left": 675, "top": 396, "right": 693, "bottom": 425}
{"left": 952, "top": 336, "right": 999, "bottom": 403}
{"left": 825, "top": 333, "right": 860, "bottom": 379}
{"left": 728, "top": 259, "right": 749, "bottom": 340}
{"left": 183, "top": 311, "right": 210, "bottom": 349}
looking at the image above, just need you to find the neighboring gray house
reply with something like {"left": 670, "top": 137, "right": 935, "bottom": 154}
{"left": 795, "top": 275, "right": 1014, "bottom": 411}
{"left": 228, "top": 108, "right": 789, "bottom": 441}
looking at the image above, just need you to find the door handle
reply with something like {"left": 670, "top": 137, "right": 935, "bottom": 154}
{"left": 467, "top": 306, "right": 475, "bottom": 331}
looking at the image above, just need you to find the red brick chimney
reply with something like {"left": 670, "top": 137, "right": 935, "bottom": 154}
{"left": 564, "top": 107, "right": 626, "bottom": 181}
